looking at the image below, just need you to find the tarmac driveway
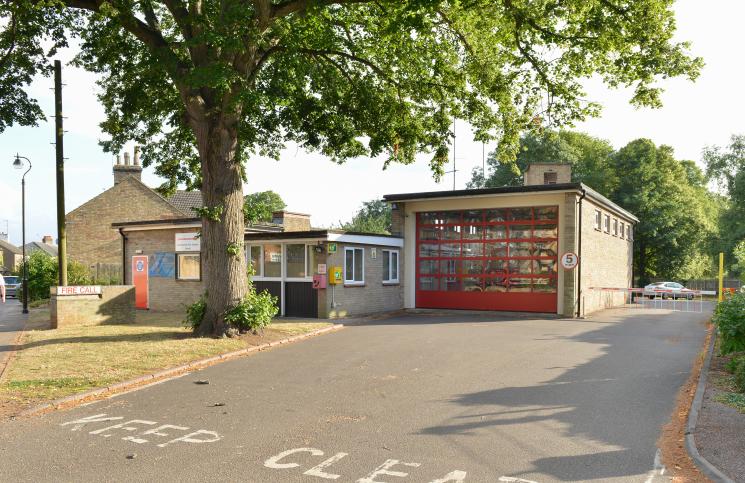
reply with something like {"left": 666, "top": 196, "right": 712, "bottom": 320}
{"left": 0, "top": 307, "right": 710, "bottom": 482}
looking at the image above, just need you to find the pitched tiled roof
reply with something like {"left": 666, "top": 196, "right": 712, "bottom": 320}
{"left": 24, "top": 242, "right": 58, "bottom": 257}
{"left": 0, "top": 239, "right": 21, "bottom": 255}
{"left": 166, "top": 191, "right": 203, "bottom": 216}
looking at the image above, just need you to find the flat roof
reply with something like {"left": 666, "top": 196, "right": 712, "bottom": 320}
{"left": 244, "top": 230, "right": 404, "bottom": 247}
{"left": 384, "top": 182, "right": 639, "bottom": 223}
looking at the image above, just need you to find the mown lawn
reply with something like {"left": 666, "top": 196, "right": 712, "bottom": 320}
{"left": 0, "top": 308, "right": 332, "bottom": 414}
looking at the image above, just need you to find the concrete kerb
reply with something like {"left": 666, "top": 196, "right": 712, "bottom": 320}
{"left": 685, "top": 327, "right": 735, "bottom": 483}
{"left": 20, "top": 323, "right": 345, "bottom": 418}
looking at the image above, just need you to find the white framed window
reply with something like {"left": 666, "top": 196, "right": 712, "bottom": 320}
{"left": 176, "top": 253, "right": 201, "bottom": 280}
{"left": 612, "top": 218, "right": 618, "bottom": 236}
{"left": 627, "top": 225, "right": 633, "bottom": 241}
{"left": 344, "top": 247, "right": 364, "bottom": 285}
{"left": 246, "top": 245, "right": 263, "bottom": 277}
{"left": 382, "top": 249, "right": 399, "bottom": 283}
{"left": 286, "top": 243, "right": 307, "bottom": 278}
{"left": 594, "top": 210, "right": 602, "bottom": 231}
{"left": 620, "top": 222, "right": 625, "bottom": 239}
{"left": 603, "top": 214, "right": 610, "bottom": 233}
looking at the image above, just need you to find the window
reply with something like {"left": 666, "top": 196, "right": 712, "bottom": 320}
{"left": 246, "top": 245, "right": 262, "bottom": 277}
{"left": 612, "top": 218, "right": 618, "bottom": 236}
{"left": 286, "top": 244, "right": 306, "bottom": 278}
{"left": 382, "top": 250, "right": 399, "bottom": 283}
{"left": 263, "top": 244, "right": 282, "bottom": 277}
{"left": 620, "top": 222, "right": 625, "bottom": 239}
{"left": 176, "top": 253, "right": 201, "bottom": 280}
{"left": 627, "top": 225, "right": 633, "bottom": 241}
{"left": 344, "top": 247, "right": 364, "bottom": 284}
{"left": 543, "top": 172, "right": 558, "bottom": 185}
{"left": 594, "top": 210, "right": 602, "bottom": 231}
{"left": 603, "top": 214, "right": 610, "bottom": 233}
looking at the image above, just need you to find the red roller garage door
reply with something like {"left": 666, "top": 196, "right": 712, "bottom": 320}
{"left": 416, "top": 206, "right": 558, "bottom": 313}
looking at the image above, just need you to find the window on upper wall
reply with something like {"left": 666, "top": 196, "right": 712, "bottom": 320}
{"left": 246, "top": 245, "right": 262, "bottom": 277}
{"left": 620, "top": 222, "right": 625, "bottom": 239}
{"left": 382, "top": 249, "right": 399, "bottom": 283}
{"left": 344, "top": 247, "right": 364, "bottom": 284}
{"left": 176, "top": 253, "right": 201, "bottom": 280}
{"left": 612, "top": 218, "right": 618, "bottom": 236}
{"left": 603, "top": 214, "right": 610, "bottom": 233}
{"left": 543, "top": 172, "right": 558, "bottom": 185}
{"left": 594, "top": 210, "right": 602, "bottom": 231}
{"left": 628, "top": 225, "right": 633, "bottom": 241}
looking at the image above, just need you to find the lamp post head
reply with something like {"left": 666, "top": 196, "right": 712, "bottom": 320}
{"left": 13, "top": 156, "right": 23, "bottom": 169}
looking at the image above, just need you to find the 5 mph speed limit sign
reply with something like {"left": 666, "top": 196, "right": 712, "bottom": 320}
{"left": 561, "top": 252, "right": 579, "bottom": 270}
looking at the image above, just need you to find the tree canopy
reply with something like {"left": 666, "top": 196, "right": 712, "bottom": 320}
{"left": 243, "top": 190, "right": 286, "bottom": 224}
{"left": 341, "top": 199, "right": 391, "bottom": 234}
{"left": 1, "top": 0, "right": 703, "bottom": 335}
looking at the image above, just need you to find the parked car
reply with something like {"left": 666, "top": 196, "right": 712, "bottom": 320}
{"left": 3, "top": 276, "right": 21, "bottom": 298}
{"left": 643, "top": 281, "right": 695, "bottom": 300}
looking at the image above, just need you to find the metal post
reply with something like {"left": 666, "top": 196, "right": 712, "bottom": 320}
{"left": 54, "top": 60, "right": 67, "bottom": 286}
{"left": 21, "top": 175, "right": 28, "bottom": 314}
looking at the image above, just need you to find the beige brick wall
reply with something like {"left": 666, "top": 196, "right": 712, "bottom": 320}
{"left": 67, "top": 177, "right": 184, "bottom": 272}
{"left": 524, "top": 164, "right": 572, "bottom": 186}
{"left": 580, "top": 198, "right": 634, "bottom": 315}
{"left": 50, "top": 285, "right": 135, "bottom": 328}
{"left": 323, "top": 243, "right": 404, "bottom": 318}
{"left": 123, "top": 228, "right": 205, "bottom": 312}
{"left": 561, "top": 193, "right": 578, "bottom": 317}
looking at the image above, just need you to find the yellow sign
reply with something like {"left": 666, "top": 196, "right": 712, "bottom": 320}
{"left": 328, "top": 266, "right": 343, "bottom": 285}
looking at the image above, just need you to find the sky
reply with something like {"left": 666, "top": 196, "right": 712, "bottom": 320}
{"left": 0, "top": 0, "right": 743, "bottom": 246}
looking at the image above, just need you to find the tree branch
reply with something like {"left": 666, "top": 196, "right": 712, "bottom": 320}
{"left": 271, "top": 0, "right": 371, "bottom": 19}
{"left": 297, "top": 48, "right": 396, "bottom": 86}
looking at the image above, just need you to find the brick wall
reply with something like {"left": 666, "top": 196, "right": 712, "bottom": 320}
{"left": 322, "top": 242, "right": 404, "bottom": 318}
{"left": 67, "top": 177, "right": 184, "bottom": 273}
{"left": 123, "top": 228, "right": 205, "bottom": 312}
{"left": 561, "top": 193, "right": 578, "bottom": 317}
{"left": 524, "top": 164, "right": 572, "bottom": 186}
{"left": 50, "top": 285, "right": 135, "bottom": 328}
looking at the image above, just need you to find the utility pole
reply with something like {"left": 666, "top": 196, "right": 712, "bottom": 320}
{"left": 54, "top": 60, "right": 67, "bottom": 286}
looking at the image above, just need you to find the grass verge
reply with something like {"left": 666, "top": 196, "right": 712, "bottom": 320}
{"left": 0, "top": 308, "right": 331, "bottom": 417}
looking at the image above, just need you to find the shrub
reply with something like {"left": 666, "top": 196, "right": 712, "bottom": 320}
{"left": 15, "top": 252, "right": 92, "bottom": 302}
{"left": 223, "top": 287, "right": 278, "bottom": 334}
{"left": 183, "top": 293, "right": 207, "bottom": 331}
{"left": 712, "top": 292, "right": 745, "bottom": 355}
{"left": 733, "top": 356, "right": 745, "bottom": 393}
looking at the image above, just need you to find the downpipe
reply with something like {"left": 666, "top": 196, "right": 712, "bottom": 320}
{"left": 576, "top": 188, "right": 587, "bottom": 318}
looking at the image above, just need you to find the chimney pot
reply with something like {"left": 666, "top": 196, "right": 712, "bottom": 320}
{"left": 42, "top": 235, "right": 54, "bottom": 245}
{"left": 123, "top": 152, "right": 131, "bottom": 166}
{"left": 134, "top": 146, "right": 141, "bottom": 166}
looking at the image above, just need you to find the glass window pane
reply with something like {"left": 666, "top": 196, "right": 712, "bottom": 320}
{"left": 391, "top": 252, "right": 398, "bottom": 280}
{"left": 509, "top": 242, "right": 533, "bottom": 257}
{"left": 307, "top": 245, "right": 317, "bottom": 275}
{"left": 463, "top": 277, "right": 482, "bottom": 292}
{"left": 440, "top": 260, "right": 461, "bottom": 276}
{"left": 508, "top": 277, "right": 532, "bottom": 292}
{"left": 509, "top": 224, "right": 532, "bottom": 239}
{"left": 419, "top": 243, "right": 439, "bottom": 257}
{"left": 441, "top": 243, "right": 461, "bottom": 257}
{"left": 461, "top": 243, "right": 483, "bottom": 257}
{"left": 463, "top": 210, "right": 483, "bottom": 223}
{"left": 486, "top": 260, "right": 507, "bottom": 275}
{"left": 250, "top": 246, "right": 262, "bottom": 276}
{"left": 533, "top": 277, "right": 557, "bottom": 293}
{"left": 534, "top": 240, "right": 557, "bottom": 257}
{"left": 264, "top": 244, "right": 281, "bottom": 277}
{"left": 486, "top": 209, "right": 508, "bottom": 222}
{"left": 533, "top": 224, "right": 558, "bottom": 239}
{"left": 440, "top": 211, "right": 462, "bottom": 224}
{"left": 419, "top": 277, "right": 439, "bottom": 291}
{"left": 535, "top": 206, "right": 558, "bottom": 220}
{"left": 484, "top": 276, "right": 508, "bottom": 292}
{"left": 485, "top": 242, "right": 508, "bottom": 258}
{"left": 419, "top": 260, "right": 439, "bottom": 275}
{"left": 419, "top": 227, "right": 440, "bottom": 240}
{"left": 508, "top": 259, "right": 532, "bottom": 275}
{"left": 178, "top": 254, "right": 200, "bottom": 280}
{"left": 441, "top": 225, "right": 462, "bottom": 240}
{"left": 286, "top": 244, "right": 306, "bottom": 278}
{"left": 383, "top": 250, "right": 390, "bottom": 280}
{"left": 509, "top": 208, "right": 532, "bottom": 221}
{"left": 485, "top": 225, "right": 507, "bottom": 240}
{"left": 463, "top": 259, "right": 484, "bottom": 275}
{"left": 354, "top": 248, "right": 363, "bottom": 282}
{"left": 441, "top": 278, "right": 461, "bottom": 292}
{"left": 533, "top": 259, "right": 557, "bottom": 275}
{"left": 463, "top": 225, "right": 483, "bottom": 240}
{"left": 345, "top": 249, "right": 354, "bottom": 281}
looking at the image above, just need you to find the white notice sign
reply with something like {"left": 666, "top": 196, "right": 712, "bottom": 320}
{"left": 560, "top": 252, "right": 579, "bottom": 270}
{"left": 57, "top": 286, "right": 102, "bottom": 296}
{"left": 175, "top": 232, "right": 201, "bottom": 252}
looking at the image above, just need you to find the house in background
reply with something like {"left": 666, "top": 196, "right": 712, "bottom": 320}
{"left": 66, "top": 147, "right": 203, "bottom": 280}
{"left": 0, "top": 239, "right": 22, "bottom": 275}
{"left": 24, "top": 236, "right": 59, "bottom": 258}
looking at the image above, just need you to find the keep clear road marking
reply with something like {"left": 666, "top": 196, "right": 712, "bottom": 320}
{"left": 60, "top": 413, "right": 221, "bottom": 448}
{"left": 264, "top": 447, "right": 537, "bottom": 482}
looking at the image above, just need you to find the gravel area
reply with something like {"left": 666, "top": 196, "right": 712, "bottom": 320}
{"left": 695, "top": 356, "right": 745, "bottom": 482}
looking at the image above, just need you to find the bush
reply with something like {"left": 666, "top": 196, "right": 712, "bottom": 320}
{"left": 732, "top": 356, "right": 745, "bottom": 393}
{"left": 223, "top": 287, "right": 278, "bottom": 334}
{"left": 183, "top": 293, "right": 207, "bottom": 331}
{"left": 712, "top": 292, "right": 745, "bottom": 355}
{"left": 16, "top": 252, "right": 92, "bottom": 303}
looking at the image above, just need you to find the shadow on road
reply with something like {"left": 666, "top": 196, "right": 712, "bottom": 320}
{"left": 417, "top": 309, "right": 710, "bottom": 481}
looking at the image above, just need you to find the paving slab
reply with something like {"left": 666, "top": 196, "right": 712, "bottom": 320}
{"left": 0, "top": 299, "right": 26, "bottom": 377}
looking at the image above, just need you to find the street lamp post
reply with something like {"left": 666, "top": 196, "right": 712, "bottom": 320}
{"left": 13, "top": 154, "right": 32, "bottom": 314}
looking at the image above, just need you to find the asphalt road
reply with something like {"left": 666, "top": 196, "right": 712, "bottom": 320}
{"left": 0, "top": 307, "right": 710, "bottom": 482}
{"left": 0, "top": 299, "right": 25, "bottom": 372}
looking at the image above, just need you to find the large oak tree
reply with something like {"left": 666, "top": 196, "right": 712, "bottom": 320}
{"left": 2, "top": 0, "right": 701, "bottom": 335}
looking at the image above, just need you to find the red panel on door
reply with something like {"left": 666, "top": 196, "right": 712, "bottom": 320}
{"left": 132, "top": 255, "right": 149, "bottom": 310}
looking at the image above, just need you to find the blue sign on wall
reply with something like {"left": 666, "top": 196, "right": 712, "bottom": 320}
{"left": 149, "top": 252, "right": 175, "bottom": 278}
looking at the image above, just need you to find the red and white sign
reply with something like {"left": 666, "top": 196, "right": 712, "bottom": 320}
{"left": 175, "top": 232, "right": 201, "bottom": 252}
{"left": 560, "top": 252, "right": 579, "bottom": 270}
{"left": 57, "top": 285, "right": 102, "bottom": 296}
{"left": 312, "top": 274, "right": 327, "bottom": 290}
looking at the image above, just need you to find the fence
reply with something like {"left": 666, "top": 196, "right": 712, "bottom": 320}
{"left": 652, "top": 278, "right": 742, "bottom": 292}
{"left": 88, "top": 263, "right": 123, "bottom": 284}
{"left": 587, "top": 287, "right": 715, "bottom": 313}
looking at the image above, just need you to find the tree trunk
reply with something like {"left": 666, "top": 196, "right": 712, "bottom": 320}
{"left": 193, "top": 114, "right": 247, "bottom": 337}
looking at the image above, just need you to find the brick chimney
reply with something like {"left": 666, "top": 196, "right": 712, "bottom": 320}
{"left": 113, "top": 147, "right": 143, "bottom": 185}
{"left": 42, "top": 235, "right": 54, "bottom": 245}
{"left": 523, "top": 163, "right": 571, "bottom": 186}
{"left": 272, "top": 211, "right": 311, "bottom": 232}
